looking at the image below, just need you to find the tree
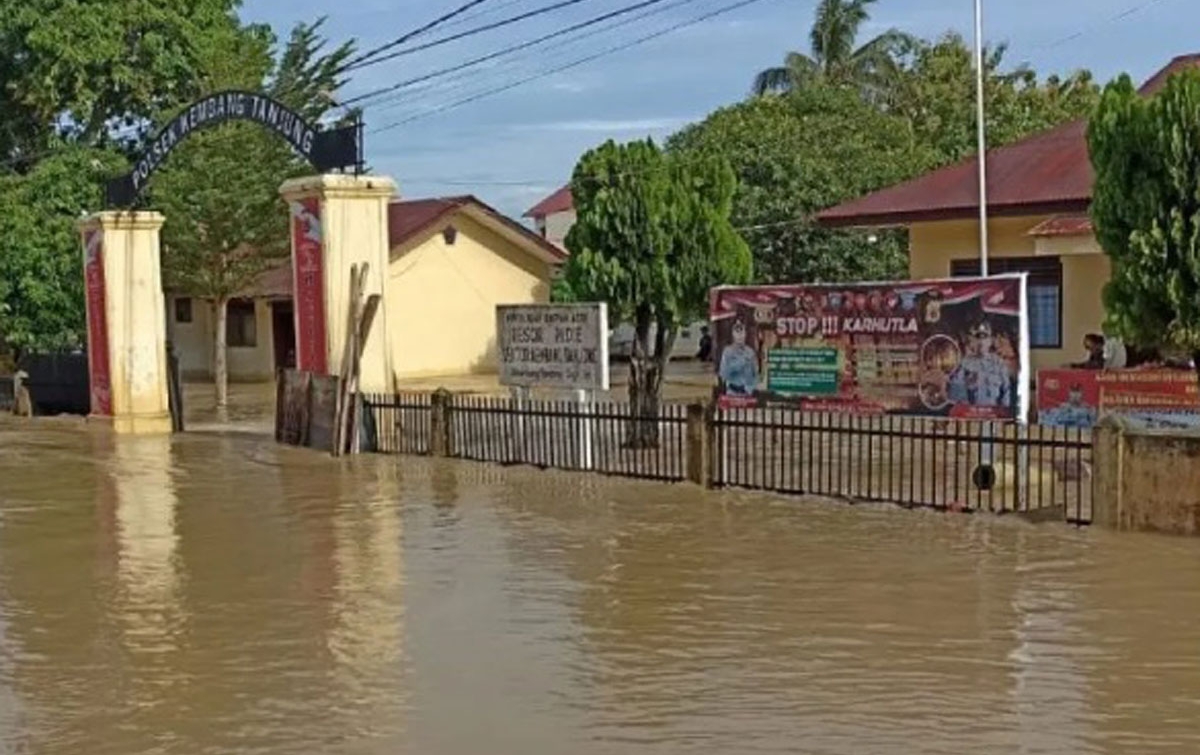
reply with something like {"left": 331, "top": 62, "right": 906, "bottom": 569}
{"left": 751, "top": 0, "right": 912, "bottom": 101}
{"left": 0, "top": 146, "right": 126, "bottom": 357}
{"left": 0, "top": 0, "right": 243, "bottom": 164}
{"left": 669, "top": 84, "right": 933, "bottom": 283}
{"left": 893, "top": 34, "right": 1098, "bottom": 164}
{"left": 1088, "top": 69, "right": 1200, "bottom": 383}
{"left": 561, "top": 140, "right": 751, "bottom": 446}
{"left": 152, "top": 20, "right": 355, "bottom": 406}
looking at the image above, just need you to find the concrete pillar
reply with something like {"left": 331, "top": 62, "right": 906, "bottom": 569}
{"left": 685, "top": 402, "right": 712, "bottom": 487}
{"left": 79, "top": 212, "right": 172, "bottom": 434}
{"left": 279, "top": 174, "right": 397, "bottom": 393}
{"left": 429, "top": 388, "right": 452, "bottom": 458}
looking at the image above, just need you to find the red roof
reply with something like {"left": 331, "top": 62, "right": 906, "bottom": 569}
{"left": 817, "top": 55, "right": 1200, "bottom": 229}
{"left": 1027, "top": 214, "right": 1093, "bottom": 237}
{"left": 524, "top": 185, "right": 573, "bottom": 218}
{"left": 389, "top": 195, "right": 567, "bottom": 261}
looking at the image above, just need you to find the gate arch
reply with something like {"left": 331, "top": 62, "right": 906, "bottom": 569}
{"left": 104, "top": 89, "right": 361, "bottom": 207}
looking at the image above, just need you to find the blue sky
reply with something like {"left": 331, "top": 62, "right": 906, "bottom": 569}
{"left": 241, "top": 0, "right": 1198, "bottom": 218}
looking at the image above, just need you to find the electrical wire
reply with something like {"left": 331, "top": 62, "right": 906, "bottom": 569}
{"left": 370, "top": 0, "right": 774, "bottom": 134}
{"left": 343, "top": 0, "right": 498, "bottom": 71}
{"left": 344, "top": 0, "right": 690, "bottom": 107}
{"left": 343, "top": 0, "right": 602, "bottom": 73}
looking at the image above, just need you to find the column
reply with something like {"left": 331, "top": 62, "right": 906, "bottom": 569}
{"left": 279, "top": 174, "right": 397, "bottom": 394}
{"left": 79, "top": 211, "right": 172, "bottom": 435}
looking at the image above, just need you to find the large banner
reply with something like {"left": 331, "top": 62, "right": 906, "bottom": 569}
{"left": 710, "top": 276, "right": 1029, "bottom": 419}
{"left": 496, "top": 303, "right": 610, "bottom": 391}
{"left": 1038, "top": 368, "right": 1200, "bottom": 428}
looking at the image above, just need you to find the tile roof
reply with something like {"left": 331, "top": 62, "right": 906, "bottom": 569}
{"left": 524, "top": 185, "right": 573, "bottom": 218}
{"left": 817, "top": 55, "right": 1200, "bottom": 229}
{"left": 390, "top": 195, "right": 567, "bottom": 261}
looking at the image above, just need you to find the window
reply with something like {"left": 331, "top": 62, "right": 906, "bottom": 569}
{"left": 950, "top": 256, "right": 1062, "bottom": 348}
{"left": 227, "top": 300, "right": 257, "bottom": 348}
{"left": 174, "top": 297, "right": 193, "bottom": 324}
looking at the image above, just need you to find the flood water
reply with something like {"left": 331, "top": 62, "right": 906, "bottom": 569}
{"left": 2, "top": 410, "right": 1200, "bottom": 754}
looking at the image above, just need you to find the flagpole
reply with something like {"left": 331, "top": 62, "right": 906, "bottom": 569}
{"left": 974, "top": 0, "right": 989, "bottom": 276}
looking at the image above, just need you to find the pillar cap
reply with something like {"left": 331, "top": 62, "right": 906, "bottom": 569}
{"left": 78, "top": 210, "right": 165, "bottom": 232}
{"left": 280, "top": 173, "right": 398, "bottom": 201}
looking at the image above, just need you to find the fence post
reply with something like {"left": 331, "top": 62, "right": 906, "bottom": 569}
{"left": 430, "top": 388, "right": 453, "bottom": 458}
{"left": 1090, "top": 418, "right": 1124, "bottom": 528}
{"left": 685, "top": 402, "right": 711, "bottom": 487}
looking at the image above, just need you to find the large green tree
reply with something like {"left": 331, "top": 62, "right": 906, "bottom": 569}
{"left": 893, "top": 34, "right": 1099, "bottom": 164}
{"left": 751, "top": 0, "right": 912, "bottom": 101}
{"left": 0, "top": 0, "right": 242, "bottom": 163}
{"left": 560, "top": 139, "right": 751, "bottom": 446}
{"left": 669, "top": 84, "right": 932, "bottom": 284}
{"left": 1089, "top": 69, "right": 1200, "bottom": 381}
{"left": 152, "top": 20, "right": 355, "bottom": 406}
{"left": 0, "top": 0, "right": 247, "bottom": 358}
{"left": 0, "top": 146, "right": 126, "bottom": 356}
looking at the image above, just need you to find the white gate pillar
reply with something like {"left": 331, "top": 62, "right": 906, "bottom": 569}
{"left": 78, "top": 211, "right": 172, "bottom": 434}
{"left": 279, "top": 174, "right": 397, "bottom": 393}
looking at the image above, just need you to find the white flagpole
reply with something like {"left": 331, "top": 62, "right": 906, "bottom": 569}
{"left": 975, "top": 0, "right": 990, "bottom": 276}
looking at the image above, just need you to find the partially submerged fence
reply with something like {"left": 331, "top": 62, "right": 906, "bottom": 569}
{"left": 356, "top": 391, "right": 1093, "bottom": 523}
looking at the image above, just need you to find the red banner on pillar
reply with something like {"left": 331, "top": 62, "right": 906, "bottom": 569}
{"left": 83, "top": 229, "right": 112, "bottom": 415}
{"left": 290, "top": 196, "right": 328, "bottom": 374}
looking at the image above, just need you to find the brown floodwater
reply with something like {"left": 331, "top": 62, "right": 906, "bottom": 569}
{"left": 1, "top": 408, "right": 1200, "bottom": 754}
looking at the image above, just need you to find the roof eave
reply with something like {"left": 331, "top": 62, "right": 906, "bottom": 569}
{"left": 816, "top": 198, "right": 1091, "bottom": 229}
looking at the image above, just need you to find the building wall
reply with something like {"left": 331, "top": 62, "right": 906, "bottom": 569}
{"left": 909, "top": 216, "right": 1111, "bottom": 373}
{"left": 388, "top": 212, "right": 552, "bottom": 378}
{"left": 541, "top": 209, "right": 576, "bottom": 249}
{"left": 166, "top": 295, "right": 278, "bottom": 382}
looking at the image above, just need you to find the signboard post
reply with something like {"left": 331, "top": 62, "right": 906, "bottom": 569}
{"left": 496, "top": 304, "right": 610, "bottom": 470}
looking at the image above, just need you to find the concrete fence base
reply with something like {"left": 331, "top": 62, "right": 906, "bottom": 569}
{"left": 1092, "top": 417, "right": 1200, "bottom": 535}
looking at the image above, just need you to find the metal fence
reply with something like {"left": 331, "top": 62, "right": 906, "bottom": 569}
{"left": 357, "top": 392, "right": 1093, "bottom": 524}
{"left": 361, "top": 392, "right": 433, "bottom": 455}
{"left": 711, "top": 407, "right": 1092, "bottom": 523}
{"left": 448, "top": 395, "right": 687, "bottom": 482}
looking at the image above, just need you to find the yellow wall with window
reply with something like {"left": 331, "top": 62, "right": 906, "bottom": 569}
{"left": 909, "top": 217, "right": 1111, "bottom": 374}
{"left": 387, "top": 212, "right": 553, "bottom": 378}
{"left": 165, "top": 295, "right": 277, "bottom": 381}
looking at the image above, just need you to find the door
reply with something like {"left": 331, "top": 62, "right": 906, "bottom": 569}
{"left": 271, "top": 301, "right": 296, "bottom": 371}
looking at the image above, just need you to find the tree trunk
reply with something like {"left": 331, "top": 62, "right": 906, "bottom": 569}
{"left": 213, "top": 298, "right": 229, "bottom": 408}
{"left": 624, "top": 308, "right": 677, "bottom": 449}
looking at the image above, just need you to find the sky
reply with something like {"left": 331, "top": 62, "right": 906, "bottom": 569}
{"left": 241, "top": 0, "right": 1199, "bottom": 219}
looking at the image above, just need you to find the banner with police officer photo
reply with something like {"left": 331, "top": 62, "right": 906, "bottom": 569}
{"left": 709, "top": 275, "right": 1030, "bottom": 420}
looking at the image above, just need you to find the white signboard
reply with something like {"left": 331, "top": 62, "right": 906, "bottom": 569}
{"left": 496, "top": 303, "right": 610, "bottom": 390}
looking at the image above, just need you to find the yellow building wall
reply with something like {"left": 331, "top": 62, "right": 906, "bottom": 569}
{"left": 388, "top": 212, "right": 552, "bottom": 378}
{"left": 165, "top": 295, "right": 278, "bottom": 382}
{"left": 909, "top": 217, "right": 1111, "bottom": 374}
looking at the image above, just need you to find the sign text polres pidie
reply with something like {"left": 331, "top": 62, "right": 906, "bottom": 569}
{"left": 496, "top": 304, "right": 609, "bottom": 390}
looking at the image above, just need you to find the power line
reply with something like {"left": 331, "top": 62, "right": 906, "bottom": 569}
{"left": 370, "top": 0, "right": 774, "bottom": 134}
{"left": 345, "top": 0, "right": 690, "bottom": 107}
{"left": 344, "top": 0, "right": 600, "bottom": 73}
{"left": 364, "top": 0, "right": 699, "bottom": 114}
{"left": 1019, "top": 0, "right": 1175, "bottom": 53}
{"left": 343, "top": 0, "right": 498, "bottom": 71}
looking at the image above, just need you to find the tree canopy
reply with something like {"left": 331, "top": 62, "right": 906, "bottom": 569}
{"left": 1089, "top": 69, "right": 1200, "bottom": 372}
{"left": 560, "top": 139, "right": 750, "bottom": 444}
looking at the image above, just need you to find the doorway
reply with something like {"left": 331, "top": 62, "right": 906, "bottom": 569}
{"left": 271, "top": 301, "right": 296, "bottom": 371}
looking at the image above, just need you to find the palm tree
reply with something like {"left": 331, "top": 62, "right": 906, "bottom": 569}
{"left": 752, "top": 0, "right": 913, "bottom": 101}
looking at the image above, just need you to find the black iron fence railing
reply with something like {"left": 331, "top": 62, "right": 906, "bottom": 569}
{"left": 356, "top": 392, "right": 1093, "bottom": 524}
{"left": 710, "top": 407, "right": 1092, "bottom": 524}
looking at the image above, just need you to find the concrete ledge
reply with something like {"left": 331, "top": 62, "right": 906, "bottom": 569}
{"left": 1093, "top": 420, "right": 1200, "bottom": 535}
